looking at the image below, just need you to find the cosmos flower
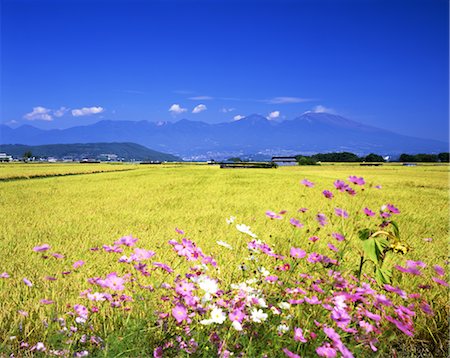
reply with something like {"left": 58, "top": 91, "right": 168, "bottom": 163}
{"left": 266, "top": 210, "right": 283, "bottom": 219}
{"left": 216, "top": 240, "right": 233, "bottom": 249}
{"left": 33, "top": 244, "right": 50, "bottom": 252}
{"left": 300, "top": 179, "right": 314, "bottom": 187}
{"left": 332, "top": 232, "right": 345, "bottom": 241}
{"left": 250, "top": 308, "right": 268, "bottom": 323}
{"left": 322, "top": 190, "right": 334, "bottom": 199}
{"left": 334, "top": 208, "right": 349, "bottom": 219}
{"left": 236, "top": 224, "right": 257, "bottom": 238}
{"left": 348, "top": 176, "right": 365, "bottom": 185}
{"left": 114, "top": 235, "right": 138, "bottom": 247}
{"left": 73, "top": 260, "right": 85, "bottom": 269}
{"left": 289, "top": 218, "right": 304, "bottom": 228}
{"left": 290, "top": 247, "right": 306, "bottom": 259}
{"left": 23, "top": 278, "right": 32, "bottom": 287}
{"left": 363, "top": 207, "right": 375, "bottom": 217}
{"left": 294, "top": 327, "right": 307, "bottom": 342}
{"left": 316, "top": 213, "right": 328, "bottom": 226}
{"left": 172, "top": 304, "right": 188, "bottom": 323}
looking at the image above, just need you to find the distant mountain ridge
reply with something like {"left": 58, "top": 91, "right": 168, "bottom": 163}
{"left": 1, "top": 113, "right": 447, "bottom": 159}
{"left": 0, "top": 143, "right": 181, "bottom": 161}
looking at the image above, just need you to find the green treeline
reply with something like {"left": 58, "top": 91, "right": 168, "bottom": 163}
{"left": 295, "top": 152, "right": 449, "bottom": 165}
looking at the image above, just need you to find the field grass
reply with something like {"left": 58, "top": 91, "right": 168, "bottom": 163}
{"left": 0, "top": 162, "right": 139, "bottom": 180}
{"left": 0, "top": 163, "right": 448, "bottom": 356}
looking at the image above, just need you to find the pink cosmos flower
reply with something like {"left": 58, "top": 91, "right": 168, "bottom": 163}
{"left": 383, "top": 284, "right": 407, "bottom": 299}
{"left": 23, "top": 278, "right": 32, "bottom": 287}
{"left": 332, "top": 232, "right": 345, "bottom": 241}
{"left": 327, "top": 243, "right": 338, "bottom": 252}
{"left": 290, "top": 247, "right": 306, "bottom": 259}
{"left": 102, "top": 245, "right": 123, "bottom": 253}
{"left": 131, "top": 248, "right": 156, "bottom": 262}
{"left": 73, "top": 260, "right": 85, "bottom": 269}
{"left": 265, "top": 275, "right": 278, "bottom": 283}
{"left": 45, "top": 276, "right": 57, "bottom": 281}
{"left": 229, "top": 309, "right": 245, "bottom": 323}
{"left": 40, "top": 299, "right": 54, "bottom": 305}
{"left": 348, "top": 176, "right": 365, "bottom": 185}
{"left": 0, "top": 272, "right": 10, "bottom": 279}
{"left": 316, "top": 345, "right": 337, "bottom": 358}
{"left": 322, "top": 190, "right": 334, "bottom": 199}
{"left": 375, "top": 185, "right": 382, "bottom": 189}
{"left": 74, "top": 304, "right": 89, "bottom": 320}
{"left": 175, "top": 228, "right": 185, "bottom": 235}
{"left": 334, "top": 208, "right": 349, "bottom": 219}
{"left": 316, "top": 213, "right": 328, "bottom": 226}
{"left": 52, "top": 253, "right": 64, "bottom": 259}
{"left": 387, "top": 204, "right": 400, "bottom": 214}
{"left": 309, "top": 236, "right": 320, "bottom": 243}
{"left": 298, "top": 207, "right": 308, "bottom": 213}
{"left": 300, "top": 179, "right": 314, "bottom": 187}
{"left": 266, "top": 210, "right": 283, "bottom": 219}
{"left": 33, "top": 244, "right": 50, "bottom": 252}
{"left": 363, "top": 207, "right": 375, "bottom": 217}
{"left": 294, "top": 327, "right": 307, "bottom": 342}
{"left": 101, "top": 272, "right": 126, "bottom": 291}
{"left": 114, "top": 235, "right": 138, "bottom": 247}
{"left": 432, "top": 277, "right": 449, "bottom": 287}
{"left": 282, "top": 348, "right": 301, "bottom": 358}
{"left": 420, "top": 302, "right": 434, "bottom": 315}
{"left": 433, "top": 265, "right": 445, "bottom": 276}
{"left": 289, "top": 218, "right": 304, "bottom": 228}
{"left": 153, "top": 262, "right": 174, "bottom": 273}
{"left": 334, "top": 180, "right": 348, "bottom": 192}
{"left": 172, "top": 304, "right": 188, "bottom": 323}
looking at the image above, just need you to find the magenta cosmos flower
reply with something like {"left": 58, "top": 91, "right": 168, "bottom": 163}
{"left": 300, "top": 179, "right": 314, "bottom": 187}
{"left": 172, "top": 304, "right": 188, "bottom": 323}
{"left": 289, "top": 218, "right": 304, "bottom": 228}
{"left": 322, "top": 190, "right": 334, "bottom": 199}
{"left": 33, "top": 244, "right": 50, "bottom": 252}
{"left": 334, "top": 208, "right": 349, "bottom": 219}
{"left": 265, "top": 210, "right": 283, "bottom": 220}
{"left": 290, "top": 247, "right": 306, "bottom": 259}
{"left": 348, "top": 176, "right": 365, "bottom": 185}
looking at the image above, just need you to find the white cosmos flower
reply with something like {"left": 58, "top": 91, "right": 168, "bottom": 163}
{"left": 271, "top": 306, "right": 281, "bottom": 315}
{"left": 197, "top": 276, "right": 218, "bottom": 295}
{"left": 277, "top": 324, "right": 289, "bottom": 334}
{"left": 258, "top": 267, "right": 270, "bottom": 277}
{"left": 226, "top": 216, "right": 236, "bottom": 224}
{"left": 216, "top": 240, "right": 233, "bottom": 250}
{"left": 236, "top": 224, "right": 257, "bottom": 238}
{"left": 210, "top": 307, "right": 226, "bottom": 324}
{"left": 232, "top": 320, "right": 243, "bottom": 331}
{"left": 278, "top": 302, "right": 291, "bottom": 310}
{"left": 250, "top": 308, "right": 268, "bottom": 323}
{"left": 200, "top": 306, "right": 226, "bottom": 325}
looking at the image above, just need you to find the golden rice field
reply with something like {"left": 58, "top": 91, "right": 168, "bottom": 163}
{"left": 0, "top": 163, "right": 448, "bottom": 356}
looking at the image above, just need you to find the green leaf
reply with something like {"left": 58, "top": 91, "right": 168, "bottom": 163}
{"left": 358, "top": 228, "right": 371, "bottom": 241}
{"left": 361, "top": 236, "right": 389, "bottom": 265}
{"left": 390, "top": 221, "right": 400, "bottom": 239}
{"left": 375, "top": 266, "right": 392, "bottom": 285}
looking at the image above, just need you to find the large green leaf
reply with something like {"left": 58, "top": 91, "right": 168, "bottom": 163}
{"left": 361, "top": 236, "right": 389, "bottom": 264}
{"left": 375, "top": 266, "right": 392, "bottom": 285}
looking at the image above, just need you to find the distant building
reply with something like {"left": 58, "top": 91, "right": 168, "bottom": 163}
{"left": 271, "top": 156, "right": 298, "bottom": 166}
{"left": 98, "top": 153, "right": 119, "bottom": 161}
{"left": 0, "top": 153, "right": 12, "bottom": 162}
{"left": 47, "top": 157, "right": 58, "bottom": 163}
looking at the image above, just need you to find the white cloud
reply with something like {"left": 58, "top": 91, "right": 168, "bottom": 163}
{"left": 168, "top": 104, "right": 187, "bottom": 114}
{"left": 233, "top": 114, "right": 245, "bottom": 121}
{"left": 267, "top": 111, "right": 280, "bottom": 120}
{"left": 220, "top": 107, "right": 235, "bottom": 113}
{"left": 71, "top": 106, "right": 104, "bottom": 117}
{"left": 24, "top": 106, "right": 53, "bottom": 121}
{"left": 53, "top": 107, "right": 69, "bottom": 117}
{"left": 266, "top": 97, "right": 313, "bottom": 104}
{"left": 311, "top": 105, "right": 335, "bottom": 114}
{"left": 192, "top": 104, "right": 207, "bottom": 114}
{"left": 188, "top": 96, "right": 214, "bottom": 100}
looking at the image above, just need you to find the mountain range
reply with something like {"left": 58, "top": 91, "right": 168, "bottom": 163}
{"left": 0, "top": 143, "right": 181, "bottom": 162}
{"left": 1, "top": 113, "right": 447, "bottom": 160}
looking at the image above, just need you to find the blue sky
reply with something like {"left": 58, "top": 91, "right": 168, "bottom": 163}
{"left": 1, "top": 0, "right": 448, "bottom": 141}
